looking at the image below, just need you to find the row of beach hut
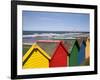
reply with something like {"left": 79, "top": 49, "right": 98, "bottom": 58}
{"left": 22, "top": 37, "right": 90, "bottom": 69}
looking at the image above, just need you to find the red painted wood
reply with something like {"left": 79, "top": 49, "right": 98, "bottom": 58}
{"left": 49, "top": 43, "right": 68, "bottom": 67}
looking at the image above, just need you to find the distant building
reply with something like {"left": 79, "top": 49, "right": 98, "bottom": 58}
{"left": 37, "top": 40, "right": 68, "bottom": 67}
{"left": 22, "top": 43, "right": 51, "bottom": 69}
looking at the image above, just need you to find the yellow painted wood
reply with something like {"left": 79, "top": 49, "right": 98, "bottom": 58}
{"left": 85, "top": 38, "right": 90, "bottom": 59}
{"left": 67, "top": 55, "right": 69, "bottom": 66}
{"left": 22, "top": 43, "right": 51, "bottom": 69}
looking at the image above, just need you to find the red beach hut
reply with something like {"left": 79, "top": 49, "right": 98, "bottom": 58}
{"left": 37, "top": 40, "right": 68, "bottom": 67}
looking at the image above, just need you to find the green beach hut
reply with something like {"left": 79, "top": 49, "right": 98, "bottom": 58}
{"left": 63, "top": 39, "right": 80, "bottom": 66}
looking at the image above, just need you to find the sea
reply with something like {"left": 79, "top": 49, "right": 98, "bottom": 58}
{"left": 23, "top": 31, "right": 89, "bottom": 44}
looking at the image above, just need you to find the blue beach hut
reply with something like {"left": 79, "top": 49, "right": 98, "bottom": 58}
{"left": 77, "top": 38, "right": 86, "bottom": 65}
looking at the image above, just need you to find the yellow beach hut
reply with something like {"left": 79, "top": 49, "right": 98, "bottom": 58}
{"left": 85, "top": 37, "right": 90, "bottom": 59}
{"left": 22, "top": 43, "right": 51, "bottom": 69}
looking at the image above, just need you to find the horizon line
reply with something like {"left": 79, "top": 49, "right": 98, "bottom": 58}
{"left": 23, "top": 30, "right": 90, "bottom": 32}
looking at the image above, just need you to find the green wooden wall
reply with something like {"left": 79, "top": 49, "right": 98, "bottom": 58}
{"left": 69, "top": 45, "right": 78, "bottom": 66}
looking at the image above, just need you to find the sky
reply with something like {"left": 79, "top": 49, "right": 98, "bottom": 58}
{"left": 22, "top": 11, "right": 90, "bottom": 32}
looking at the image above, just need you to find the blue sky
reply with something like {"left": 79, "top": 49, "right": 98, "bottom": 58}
{"left": 22, "top": 11, "right": 90, "bottom": 32}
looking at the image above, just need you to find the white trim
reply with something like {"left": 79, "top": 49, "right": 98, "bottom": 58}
{"left": 17, "top": 5, "right": 95, "bottom": 75}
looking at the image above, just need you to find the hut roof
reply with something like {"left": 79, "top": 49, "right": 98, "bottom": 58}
{"left": 77, "top": 38, "right": 86, "bottom": 47}
{"left": 87, "top": 37, "right": 90, "bottom": 41}
{"left": 36, "top": 40, "right": 62, "bottom": 57}
{"left": 62, "top": 39, "right": 79, "bottom": 53}
{"left": 22, "top": 43, "right": 51, "bottom": 64}
{"left": 82, "top": 37, "right": 88, "bottom": 42}
{"left": 76, "top": 37, "right": 88, "bottom": 42}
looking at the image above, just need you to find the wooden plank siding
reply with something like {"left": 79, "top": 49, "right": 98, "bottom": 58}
{"left": 22, "top": 43, "right": 50, "bottom": 69}
{"left": 36, "top": 40, "right": 68, "bottom": 67}
{"left": 78, "top": 42, "right": 86, "bottom": 65}
{"left": 85, "top": 38, "right": 90, "bottom": 59}
{"left": 49, "top": 42, "right": 68, "bottom": 67}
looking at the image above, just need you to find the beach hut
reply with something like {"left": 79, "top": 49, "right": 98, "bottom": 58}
{"left": 85, "top": 37, "right": 90, "bottom": 59}
{"left": 77, "top": 38, "right": 86, "bottom": 65}
{"left": 22, "top": 43, "right": 51, "bottom": 69}
{"left": 63, "top": 39, "right": 80, "bottom": 66}
{"left": 37, "top": 40, "right": 68, "bottom": 67}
